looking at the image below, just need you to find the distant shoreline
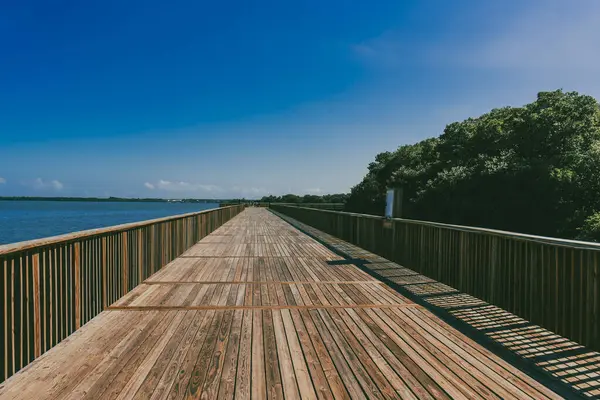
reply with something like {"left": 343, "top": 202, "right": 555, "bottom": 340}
{"left": 0, "top": 196, "right": 229, "bottom": 203}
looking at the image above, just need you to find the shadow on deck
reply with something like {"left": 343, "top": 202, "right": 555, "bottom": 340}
{"left": 273, "top": 210, "right": 600, "bottom": 399}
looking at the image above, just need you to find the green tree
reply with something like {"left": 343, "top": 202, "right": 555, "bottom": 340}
{"left": 577, "top": 212, "right": 600, "bottom": 242}
{"left": 345, "top": 90, "right": 600, "bottom": 241}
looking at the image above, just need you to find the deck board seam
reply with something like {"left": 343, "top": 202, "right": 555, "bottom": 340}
{"left": 107, "top": 304, "right": 420, "bottom": 311}
{"left": 142, "top": 281, "right": 383, "bottom": 285}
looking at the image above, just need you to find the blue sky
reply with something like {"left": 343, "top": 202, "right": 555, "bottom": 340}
{"left": 1, "top": 1, "right": 599, "bottom": 199}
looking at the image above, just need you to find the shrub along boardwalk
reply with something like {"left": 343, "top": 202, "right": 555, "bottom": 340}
{"left": 0, "top": 208, "right": 567, "bottom": 399}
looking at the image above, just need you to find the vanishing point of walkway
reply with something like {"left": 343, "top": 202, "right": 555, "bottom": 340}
{"left": 0, "top": 208, "right": 563, "bottom": 399}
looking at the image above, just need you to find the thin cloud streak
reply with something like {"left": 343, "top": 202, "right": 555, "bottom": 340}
{"left": 142, "top": 180, "right": 335, "bottom": 199}
{"left": 354, "top": 2, "right": 600, "bottom": 73}
{"left": 441, "top": 3, "right": 600, "bottom": 71}
{"left": 346, "top": 1, "right": 600, "bottom": 142}
{"left": 145, "top": 179, "right": 223, "bottom": 193}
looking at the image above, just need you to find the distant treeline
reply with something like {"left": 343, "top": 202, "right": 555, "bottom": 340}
{"left": 345, "top": 90, "right": 600, "bottom": 242}
{"left": 0, "top": 196, "right": 230, "bottom": 203}
{"left": 259, "top": 193, "right": 349, "bottom": 204}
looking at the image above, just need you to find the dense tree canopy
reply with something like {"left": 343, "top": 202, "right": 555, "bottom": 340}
{"left": 345, "top": 90, "right": 600, "bottom": 241}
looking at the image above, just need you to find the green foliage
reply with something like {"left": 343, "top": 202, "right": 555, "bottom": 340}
{"left": 345, "top": 90, "right": 600, "bottom": 241}
{"left": 577, "top": 212, "right": 600, "bottom": 242}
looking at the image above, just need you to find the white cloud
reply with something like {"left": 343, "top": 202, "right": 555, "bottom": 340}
{"left": 0, "top": 177, "right": 5, "bottom": 184}
{"left": 144, "top": 179, "right": 223, "bottom": 193}
{"left": 306, "top": 188, "right": 322, "bottom": 194}
{"left": 31, "top": 178, "right": 63, "bottom": 191}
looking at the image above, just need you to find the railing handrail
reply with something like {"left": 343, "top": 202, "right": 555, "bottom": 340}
{"left": 276, "top": 202, "right": 345, "bottom": 205}
{"left": 0, "top": 205, "right": 240, "bottom": 256}
{"left": 274, "top": 204, "right": 600, "bottom": 251}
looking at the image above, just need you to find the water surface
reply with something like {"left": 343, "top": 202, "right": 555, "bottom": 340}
{"left": 0, "top": 201, "right": 219, "bottom": 245}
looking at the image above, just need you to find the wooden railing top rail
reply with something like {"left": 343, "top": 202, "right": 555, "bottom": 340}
{"left": 276, "top": 202, "right": 345, "bottom": 206}
{"left": 272, "top": 204, "right": 600, "bottom": 251}
{"left": 0, "top": 205, "right": 242, "bottom": 256}
{"left": 219, "top": 202, "right": 344, "bottom": 206}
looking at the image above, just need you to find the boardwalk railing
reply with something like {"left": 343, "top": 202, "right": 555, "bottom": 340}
{"left": 271, "top": 204, "right": 600, "bottom": 352}
{"left": 0, "top": 205, "right": 244, "bottom": 381}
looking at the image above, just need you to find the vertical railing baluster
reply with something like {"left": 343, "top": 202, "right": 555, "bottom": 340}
{"left": 122, "top": 232, "right": 128, "bottom": 296}
{"left": 74, "top": 242, "right": 80, "bottom": 331}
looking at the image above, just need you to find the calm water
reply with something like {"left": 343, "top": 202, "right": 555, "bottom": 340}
{"left": 0, "top": 201, "right": 220, "bottom": 245}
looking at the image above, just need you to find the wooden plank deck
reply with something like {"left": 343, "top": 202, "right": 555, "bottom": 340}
{"left": 0, "top": 208, "right": 566, "bottom": 399}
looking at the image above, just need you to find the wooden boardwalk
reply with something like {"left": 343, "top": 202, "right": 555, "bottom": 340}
{"left": 0, "top": 208, "right": 565, "bottom": 399}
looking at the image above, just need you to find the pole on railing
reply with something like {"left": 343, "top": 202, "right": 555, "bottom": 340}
{"left": 384, "top": 187, "right": 403, "bottom": 228}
